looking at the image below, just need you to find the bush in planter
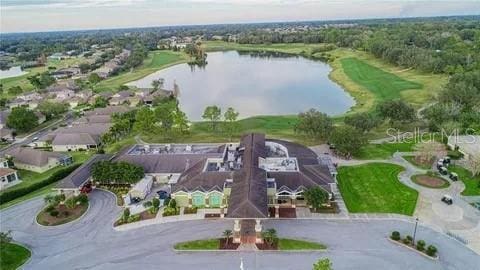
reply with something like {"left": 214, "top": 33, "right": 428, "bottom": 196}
{"left": 50, "top": 210, "right": 59, "bottom": 217}
{"left": 45, "top": 205, "right": 55, "bottom": 213}
{"left": 169, "top": 198, "right": 177, "bottom": 209}
{"left": 391, "top": 231, "right": 401, "bottom": 241}
{"left": 122, "top": 208, "right": 130, "bottom": 222}
{"left": 65, "top": 197, "right": 76, "bottom": 209}
{"left": 152, "top": 198, "right": 160, "bottom": 209}
{"left": 403, "top": 235, "right": 413, "bottom": 245}
{"left": 426, "top": 245, "right": 437, "bottom": 257}
{"left": 143, "top": 201, "right": 153, "bottom": 208}
{"left": 184, "top": 207, "right": 197, "bottom": 214}
{"left": 76, "top": 194, "right": 88, "bottom": 205}
{"left": 162, "top": 207, "right": 178, "bottom": 217}
{"left": 416, "top": 240, "right": 426, "bottom": 251}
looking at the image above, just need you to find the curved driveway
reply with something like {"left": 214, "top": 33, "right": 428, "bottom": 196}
{"left": 1, "top": 190, "right": 479, "bottom": 270}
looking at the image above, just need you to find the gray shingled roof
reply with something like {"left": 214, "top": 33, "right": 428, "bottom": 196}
{"left": 5, "top": 148, "right": 69, "bottom": 167}
{"left": 52, "top": 133, "right": 101, "bottom": 146}
{"left": 227, "top": 133, "right": 268, "bottom": 219}
{"left": 84, "top": 106, "right": 130, "bottom": 117}
{"left": 56, "top": 154, "right": 112, "bottom": 189}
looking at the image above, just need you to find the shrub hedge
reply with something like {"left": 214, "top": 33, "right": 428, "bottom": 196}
{"left": 0, "top": 164, "right": 81, "bottom": 205}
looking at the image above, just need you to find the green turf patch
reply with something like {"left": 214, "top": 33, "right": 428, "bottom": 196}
{"left": 341, "top": 57, "right": 422, "bottom": 101}
{"left": 174, "top": 239, "right": 219, "bottom": 250}
{"left": 448, "top": 165, "right": 480, "bottom": 196}
{"left": 0, "top": 243, "right": 31, "bottom": 270}
{"left": 278, "top": 239, "right": 326, "bottom": 250}
{"left": 337, "top": 163, "right": 418, "bottom": 215}
{"left": 355, "top": 142, "right": 416, "bottom": 159}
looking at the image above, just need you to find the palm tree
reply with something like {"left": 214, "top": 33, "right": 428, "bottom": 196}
{"left": 262, "top": 228, "right": 278, "bottom": 247}
{"left": 222, "top": 229, "right": 233, "bottom": 247}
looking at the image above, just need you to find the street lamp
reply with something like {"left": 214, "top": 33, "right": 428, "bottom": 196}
{"left": 412, "top": 217, "right": 419, "bottom": 246}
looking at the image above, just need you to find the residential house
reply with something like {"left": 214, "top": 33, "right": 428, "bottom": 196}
{"left": 84, "top": 106, "right": 131, "bottom": 117}
{"left": 51, "top": 67, "right": 81, "bottom": 80}
{"left": 38, "top": 123, "right": 111, "bottom": 151}
{"left": 0, "top": 167, "right": 19, "bottom": 190}
{"left": 109, "top": 90, "right": 133, "bottom": 106}
{"left": 5, "top": 148, "right": 73, "bottom": 173}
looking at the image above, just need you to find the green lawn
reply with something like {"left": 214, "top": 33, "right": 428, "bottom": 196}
{"left": 355, "top": 142, "right": 416, "bottom": 160}
{"left": 337, "top": 163, "right": 418, "bottom": 215}
{"left": 340, "top": 57, "right": 423, "bottom": 102}
{"left": 94, "top": 50, "right": 187, "bottom": 92}
{"left": 278, "top": 239, "right": 326, "bottom": 250}
{"left": 174, "top": 239, "right": 219, "bottom": 250}
{"left": 0, "top": 243, "right": 31, "bottom": 270}
{"left": 448, "top": 165, "right": 480, "bottom": 196}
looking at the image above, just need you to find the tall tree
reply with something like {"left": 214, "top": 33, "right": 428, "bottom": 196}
{"left": 294, "top": 109, "right": 333, "bottom": 141}
{"left": 134, "top": 107, "right": 156, "bottom": 134}
{"left": 202, "top": 105, "right": 222, "bottom": 131}
{"left": 329, "top": 126, "right": 367, "bottom": 157}
{"left": 224, "top": 107, "right": 239, "bottom": 141}
{"left": 377, "top": 100, "right": 416, "bottom": 124}
{"left": 7, "top": 107, "right": 39, "bottom": 133}
{"left": 344, "top": 112, "right": 380, "bottom": 133}
{"left": 304, "top": 187, "right": 329, "bottom": 211}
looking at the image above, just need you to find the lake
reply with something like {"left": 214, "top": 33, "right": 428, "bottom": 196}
{"left": 0, "top": 66, "right": 28, "bottom": 79}
{"left": 127, "top": 51, "right": 355, "bottom": 120}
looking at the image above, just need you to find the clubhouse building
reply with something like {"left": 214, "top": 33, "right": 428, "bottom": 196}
{"left": 113, "top": 133, "right": 336, "bottom": 243}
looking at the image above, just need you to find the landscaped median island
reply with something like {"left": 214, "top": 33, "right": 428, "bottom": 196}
{"left": 411, "top": 173, "right": 450, "bottom": 189}
{"left": 0, "top": 231, "right": 31, "bottom": 270}
{"left": 174, "top": 228, "right": 326, "bottom": 251}
{"left": 337, "top": 163, "right": 418, "bottom": 215}
{"left": 389, "top": 231, "right": 438, "bottom": 259}
{"left": 36, "top": 193, "right": 89, "bottom": 226}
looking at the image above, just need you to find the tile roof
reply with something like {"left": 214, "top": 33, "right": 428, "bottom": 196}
{"left": 52, "top": 133, "right": 101, "bottom": 146}
{"left": 84, "top": 106, "right": 131, "bottom": 117}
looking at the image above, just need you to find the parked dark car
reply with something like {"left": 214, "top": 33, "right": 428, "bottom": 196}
{"left": 449, "top": 172, "right": 459, "bottom": 181}
{"left": 443, "top": 156, "right": 451, "bottom": 165}
{"left": 439, "top": 166, "right": 448, "bottom": 175}
{"left": 131, "top": 197, "right": 141, "bottom": 203}
{"left": 441, "top": 195, "right": 453, "bottom": 205}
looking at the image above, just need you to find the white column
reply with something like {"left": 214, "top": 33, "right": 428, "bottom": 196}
{"left": 255, "top": 219, "right": 263, "bottom": 243}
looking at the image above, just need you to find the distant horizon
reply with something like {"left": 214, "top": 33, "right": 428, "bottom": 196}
{"left": 1, "top": 0, "right": 479, "bottom": 33}
{"left": 1, "top": 14, "right": 479, "bottom": 35}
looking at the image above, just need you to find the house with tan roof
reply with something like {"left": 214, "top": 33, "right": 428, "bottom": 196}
{"left": 5, "top": 148, "right": 73, "bottom": 173}
{"left": 38, "top": 123, "right": 111, "bottom": 151}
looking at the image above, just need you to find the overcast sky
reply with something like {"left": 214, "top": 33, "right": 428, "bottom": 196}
{"left": 1, "top": 0, "right": 479, "bottom": 33}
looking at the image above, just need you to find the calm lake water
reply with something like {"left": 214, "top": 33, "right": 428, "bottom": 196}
{"left": 0, "top": 66, "right": 28, "bottom": 79}
{"left": 127, "top": 51, "right": 354, "bottom": 120}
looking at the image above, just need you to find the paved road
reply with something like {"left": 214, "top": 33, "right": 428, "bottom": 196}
{"left": 0, "top": 113, "right": 73, "bottom": 155}
{"left": 1, "top": 190, "right": 478, "bottom": 270}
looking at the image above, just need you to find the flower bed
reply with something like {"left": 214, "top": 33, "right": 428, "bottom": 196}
{"left": 37, "top": 194, "right": 89, "bottom": 226}
{"left": 411, "top": 174, "right": 450, "bottom": 189}
{"left": 389, "top": 231, "right": 438, "bottom": 259}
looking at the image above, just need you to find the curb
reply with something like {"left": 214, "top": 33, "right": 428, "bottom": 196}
{"left": 387, "top": 238, "right": 439, "bottom": 261}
